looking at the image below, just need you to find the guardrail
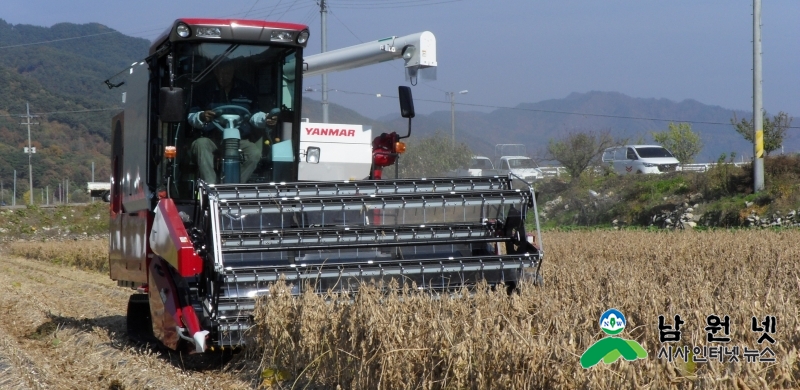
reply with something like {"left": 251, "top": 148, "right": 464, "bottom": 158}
{"left": 679, "top": 163, "right": 712, "bottom": 172}
{"left": 536, "top": 162, "right": 751, "bottom": 177}
{"left": 539, "top": 166, "right": 568, "bottom": 178}
{"left": 680, "top": 162, "right": 750, "bottom": 172}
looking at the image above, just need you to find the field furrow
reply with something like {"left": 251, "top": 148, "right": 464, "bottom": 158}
{"left": 0, "top": 253, "right": 255, "bottom": 390}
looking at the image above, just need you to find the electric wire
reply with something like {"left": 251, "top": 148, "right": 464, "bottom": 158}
{"left": 329, "top": 0, "right": 465, "bottom": 9}
{"left": 318, "top": 88, "right": 800, "bottom": 129}
{"left": 0, "top": 0, "right": 457, "bottom": 47}
{"left": 276, "top": 0, "right": 301, "bottom": 20}
{"left": 243, "top": 0, "right": 262, "bottom": 17}
{"left": 0, "top": 31, "right": 120, "bottom": 49}
{"left": 265, "top": 0, "right": 284, "bottom": 18}
{"left": 301, "top": 7, "right": 318, "bottom": 26}
{"left": 328, "top": 8, "right": 363, "bottom": 43}
{"left": 0, "top": 107, "right": 122, "bottom": 117}
{"left": 245, "top": 1, "right": 316, "bottom": 19}
{"left": 0, "top": 2, "right": 793, "bottom": 129}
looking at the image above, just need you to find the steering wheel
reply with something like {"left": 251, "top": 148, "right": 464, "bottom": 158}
{"left": 209, "top": 105, "right": 251, "bottom": 131}
{"left": 211, "top": 104, "right": 251, "bottom": 119}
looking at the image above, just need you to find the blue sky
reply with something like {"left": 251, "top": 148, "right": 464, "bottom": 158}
{"left": 2, "top": 0, "right": 798, "bottom": 119}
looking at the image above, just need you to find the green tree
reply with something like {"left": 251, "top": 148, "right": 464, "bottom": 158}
{"left": 652, "top": 122, "right": 702, "bottom": 163}
{"left": 398, "top": 132, "right": 474, "bottom": 178}
{"left": 731, "top": 111, "right": 793, "bottom": 156}
{"left": 547, "top": 130, "right": 615, "bottom": 179}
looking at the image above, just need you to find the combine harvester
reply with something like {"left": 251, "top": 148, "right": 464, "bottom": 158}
{"left": 105, "top": 18, "right": 543, "bottom": 353}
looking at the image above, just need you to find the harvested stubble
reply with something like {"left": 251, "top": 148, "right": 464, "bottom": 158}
{"left": 250, "top": 230, "right": 800, "bottom": 389}
{"left": 5, "top": 239, "right": 109, "bottom": 273}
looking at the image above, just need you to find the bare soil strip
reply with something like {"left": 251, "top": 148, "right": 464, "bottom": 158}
{"left": 0, "top": 254, "right": 255, "bottom": 390}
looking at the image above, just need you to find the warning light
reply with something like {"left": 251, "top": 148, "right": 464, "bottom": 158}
{"left": 164, "top": 146, "right": 177, "bottom": 159}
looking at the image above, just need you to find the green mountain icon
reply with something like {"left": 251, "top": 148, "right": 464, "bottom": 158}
{"left": 580, "top": 337, "right": 648, "bottom": 369}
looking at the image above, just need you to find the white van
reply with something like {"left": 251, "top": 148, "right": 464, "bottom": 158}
{"left": 602, "top": 145, "right": 680, "bottom": 174}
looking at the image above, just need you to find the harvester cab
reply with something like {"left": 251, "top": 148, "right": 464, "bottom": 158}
{"left": 106, "top": 18, "right": 543, "bottom": 354}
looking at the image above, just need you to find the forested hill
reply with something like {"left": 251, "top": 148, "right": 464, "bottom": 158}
{"left": 0, "top": 20, "right": 392, "bottom": 201}
{"left": 0, "top": 20, "right": 151, "bottom": 200}
{"left": 0, "top": 19, "right": 151, "bottom": 103}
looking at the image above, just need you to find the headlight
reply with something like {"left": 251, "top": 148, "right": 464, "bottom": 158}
{"left": 271, "top": 30, "right": 294, "bottom": 42}
{"left": 643, "top": 163, "right": 657, "bottom": 167}
{"left": 296, "top": 30, "right": 309, "bottom": 44}
{"left": 176, "top": 23, "right": 191, "bottom": 38}
{"left": 196, "top": 27, "right": 221, "bottom": 38}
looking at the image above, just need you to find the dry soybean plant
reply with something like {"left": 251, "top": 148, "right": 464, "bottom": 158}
{"left": 250, "top": 230, "right": 800, "bottom": 389}
{"left": 5, "top": 239, "right": 109, "bottom": 273}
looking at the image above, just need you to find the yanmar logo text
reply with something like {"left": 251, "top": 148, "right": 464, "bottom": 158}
{"left": 305, "top": 128, "right": 356, "bottom": 137}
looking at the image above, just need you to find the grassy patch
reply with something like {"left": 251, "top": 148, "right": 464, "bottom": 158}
{"left": 533, "top": 155, "right": 800, "bottom": 230}
{"left": 0, "top": 203, "right": 109, "bottom": 238}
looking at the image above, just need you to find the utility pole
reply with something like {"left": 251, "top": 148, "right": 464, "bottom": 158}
{"left": 320, "top": 0, "right": 329, "bottom": 123}
{"left": 13, "top": 170, "right": 16, "bottom": 206}
{"left": 446, "top": 90, "right": 468, "bottom": 147}
{"left": 92, "top": 161, "right": 95, "bottom": 203}
{"left": 753, "top": 0, "right": 764, "bottom": 192}
{"left": 20, "top": 102, "right": 39, "bottom": 205}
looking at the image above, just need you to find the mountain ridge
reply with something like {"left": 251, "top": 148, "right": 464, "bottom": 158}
{"left": 367, "top": 90, "right": 789, "bottom": 162}
{"left": 0, "top": 20, "right": 794, "bottom": 201}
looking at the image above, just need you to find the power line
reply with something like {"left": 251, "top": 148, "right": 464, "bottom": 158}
{"left": 243, "top": 0, "right": 262, "bottom": 17}
{"left": 265, "top": 0, "right": 285, "bottom": 18}
{"left": 0, "top": 31, "right": 119, "bottom": 49}
{"left": 322, "top": 88, "right": 800, "bottom": 129}
{"left": 0, "top": 107, "right": 121, "bottom": 118}
{"left": 301, "top": 7, "right": 319, "bottom": 25}
{"left": 276, "top": 0, "right": 301, "bottom": 20}
{"left": 328, "top": 8, "right": 363, "bottom": 43}
{"left": 245, "top": 1, "right": 315, "bottom": 19}
{"left": 329, "top": 0, "right": 465, "bottom": 9}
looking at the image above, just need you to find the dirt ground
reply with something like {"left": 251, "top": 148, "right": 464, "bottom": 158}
{"left": 0, "top": 252, "right": 256, "bottom": 390}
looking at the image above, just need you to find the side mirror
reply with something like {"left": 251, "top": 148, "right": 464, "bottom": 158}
{"left": 398, "top": 86, "right": 415, "bottom": 119}
{"left": 159, "top": 87, "right": 185, "bottom": 123}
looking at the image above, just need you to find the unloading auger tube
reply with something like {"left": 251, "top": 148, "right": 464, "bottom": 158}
{"left": 188, "top": 175, "right": 542, "bottom": 346}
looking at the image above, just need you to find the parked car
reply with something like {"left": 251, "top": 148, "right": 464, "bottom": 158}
{"left": 602, "top": 145, "right": 680, "bottom": 174}
{"left": 446, "top": 156, "right": 499, "bottom": 177}
{"left": 494, "top": 155, "right": 544, "bottom": 181}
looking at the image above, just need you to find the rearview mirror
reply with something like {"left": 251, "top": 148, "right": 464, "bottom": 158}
{"left": 398, "top": 86, "right": 415, "bottom": 118}
{"left": 159, "top": 87, "right": 185, "bottom": 123}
